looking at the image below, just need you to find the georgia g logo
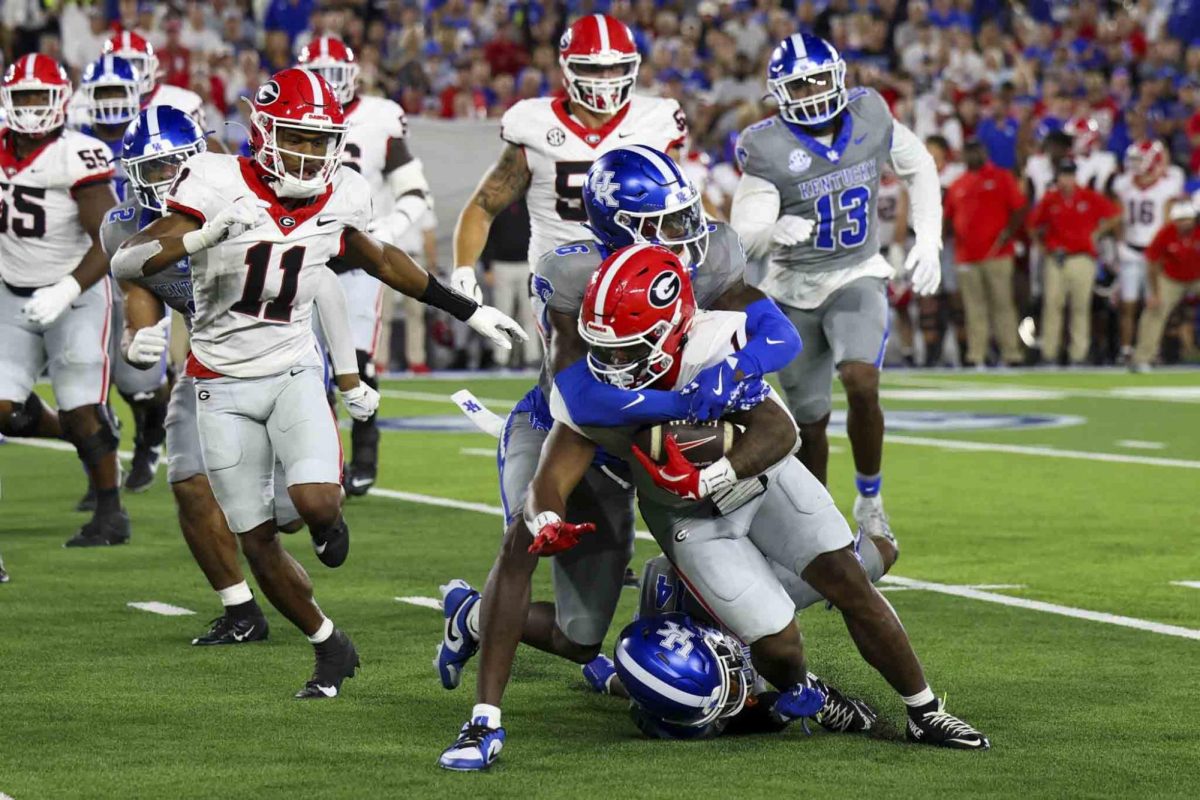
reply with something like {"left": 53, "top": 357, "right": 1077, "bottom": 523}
{"left": 648, "top": 270, "right": 682, "bottom": 308}
{"left": 255, "top": 80, "right": 280, "bottom": 105}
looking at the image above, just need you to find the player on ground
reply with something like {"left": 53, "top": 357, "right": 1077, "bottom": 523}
{"left": 0, "top": 54, "right": 128, "bottom": 548}
{"left": 111, "top": 69, "right": 524, "bottom": 696}
{"left": 435, "top": 147, "right": 803, "bottom": 770}
{"left": 730, "top": 33, "right": 943, "bottom": 541}
{"left": 298, "top": 35, "right": 432, "bottom": 496}
{"left": 1112, "top": 140, "right": 1185, "bottom": 362}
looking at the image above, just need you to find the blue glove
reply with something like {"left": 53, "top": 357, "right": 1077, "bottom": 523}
{"left": 769, "top": 683, "right": 826, "bottom": 730}
{"left": 682, "top": 356, "right": 741, "bottom": 421}
{"left": 726, "top": 377, "right": 770, "bottom": 412}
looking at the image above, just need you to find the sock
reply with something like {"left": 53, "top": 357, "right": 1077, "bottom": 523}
{"left": 855, "top": 472, "right": 882, "bottom": 499}
{"left": 307, "top": 617, "right": 334, "bottom": 645}
{"left": 472, "top": 703, "right": 501, "bottom": 729}
{"left": 466, "top": 598, "right": 481, "bottom": 639}
{"left": 217, "top": 581, "right": 254, "bottom": 607}
{"left": 903, "top": 686, "right": 938, "bottom": 717}
{"left": 95, "top": 488, "right": 121, "bottom": 515}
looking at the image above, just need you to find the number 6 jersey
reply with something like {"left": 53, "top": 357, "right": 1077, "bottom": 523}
{"left": 166, "top": 152, "right": 372, "bottom": 378}
{"left": 0, "top": 127, "right": 114, "bottom": 287}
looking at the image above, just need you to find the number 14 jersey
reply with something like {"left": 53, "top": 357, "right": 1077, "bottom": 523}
{"left": 166, "top": 152, "right": 371, "bottom": 378}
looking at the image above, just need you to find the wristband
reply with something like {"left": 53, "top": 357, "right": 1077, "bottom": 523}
{"left": 526, "top": 510, "right": 561, "bottom": 533}
{"left": 420, "top": 274, "right": 478, "bottom": 322}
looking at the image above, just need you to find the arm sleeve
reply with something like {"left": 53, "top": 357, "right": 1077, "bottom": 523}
{"left": 730, "top": 173, "right": 782, "bottom": 260}
{"left": 734, "top": 297, "right": 802, "bottom": 378}
{"left": 312, "top": 268, "right": 358, "bottom": 376}
{"left": 889, "top": 121, "right": 943, "bottom": 247}
{"left": 552, "top": 359, "right": 693, "bottom": 427}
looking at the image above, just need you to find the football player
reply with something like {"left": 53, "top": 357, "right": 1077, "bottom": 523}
{"left": 1066, "top": 116, "right": 1118, "bottom": 195}
{"left": 111, "top": 68, "right": 524, "bottom": 697}
{"left": 435, "top": 146, "right": 802, "bottom": 770}
{"left": 0, "top": 54, "right": 128, "bottom": 548}
{"left": 1112, "top": 140, "right": 1185, "bottom": 362}
{"left": 730, "top": 33, "right": 943, "bottom": 542}
{"left": 297, "top": 35, "right": 432, "bottom": 496}
{"left": 527, "top": 246, "right": 988, "bottom": 754}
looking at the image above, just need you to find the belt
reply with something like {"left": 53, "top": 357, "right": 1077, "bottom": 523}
{"left": 1, "top": 280, "right": 41, "bottom": 298}
{"left": 1126, "top": 243, "right": 1146, "bottom": 253}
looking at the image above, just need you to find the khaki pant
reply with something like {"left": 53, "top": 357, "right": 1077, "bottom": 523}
{"left": 401, "top": 293, "right": 426, "bottom": 368}
{"left": 956, "top": 256, "right": 1021, "bottom": 364}
{"left": 1132, "top": 276, "right": 1200, "bottom": 365}
{"left": 490, "top": 259, "right": 542, "bottom": 368}
{"left": 1041, "top": 254, "right": 1095, "bottom": 363}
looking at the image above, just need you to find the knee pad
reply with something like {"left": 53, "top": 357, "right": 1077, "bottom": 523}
{"left": 7, "top": 392, "right": 47, "bottom": 437}
{"left": 68, "top": 405, "right": 120, "bottom": 467}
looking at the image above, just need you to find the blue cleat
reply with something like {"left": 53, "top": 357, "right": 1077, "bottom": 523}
{"left": 433, "top": 579, "right": 480, "bottom": 690}
{"left": 582, "top": 654, "right": 618, "bottom": 694}
{"left": 769, "top": 682, "right": 827, "bottom": 730}
{"left": 438, "top": 717, "right": 506, "bottom": 771}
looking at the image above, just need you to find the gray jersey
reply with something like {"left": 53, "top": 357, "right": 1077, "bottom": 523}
{"left": 530, "top": 222, "right": 747, "bottom": 396}
{"left": 736, "top": 87, "right": 893, "bottom": 274}
{"left": 100, "top": 198, "right": 195, "bottom": 323}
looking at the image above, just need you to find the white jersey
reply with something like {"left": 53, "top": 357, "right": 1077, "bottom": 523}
{"left": 166, "top": 153, "right": 371, "bottom": 378}
{"left": 876, "top": 174, "right": 904, "bottom": 248}
{"left": 1113, "top": 167, "right": 1185, "bottom": 249}
{"left": 499, "top": 94, "right": 687, "bottom": 264}
{"left": 1076, "top": 150, "right": 1118, "bottom": 193}
{"left": 342, "top": 94, "right": 407, "bottom": 223}
{"left": 0, "top": 127, "right": 114, "bottom": 286}
{"left": 1023, "top": 153, "right": 1055, "bottom": 202}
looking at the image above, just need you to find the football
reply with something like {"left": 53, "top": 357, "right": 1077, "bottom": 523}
{"left": 632, "top": 420, "right": 739, "bottom": 467}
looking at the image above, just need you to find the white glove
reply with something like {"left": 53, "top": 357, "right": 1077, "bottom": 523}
{"left": 771, "top": 215, "right": 816, "bottom": 248}
{"left": 451, "top": 265, "right": 483, "bottom": 303}
{"left": 124, "top": 317, "right": 170, "bottom": 367}
{"left": 887, "top": 242, "right": 906, "bottom": 274}
{"left": 905, "top": 239, "right": 942, "bottom": 296}
{"left": 467, "top": 304, "right": 529, "bottom": 350}
{"left": 21, "top": 276, "right": 82, "bottom": 326}
{"left": 339, "top": 383, "right": 380, "bottom": 422}
{"left": 182, "top": 196, "right": 270, "bottom": 254}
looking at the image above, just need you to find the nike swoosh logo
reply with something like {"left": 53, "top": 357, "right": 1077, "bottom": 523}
{"left": 290, "top": 368, "right": 303, "bottom": 376}
{"left": 314, "top": 541, "right": 328, "bottom": 555}
{"left": 620, "top": 394, "right": 645, "bottom": 410}
{"left": 676, "top": 436, "right": 716, "bottom": 453}
{"left": 315, "top": 684, "right": 337, "bottom": 697}
{"left": 349, "top": 477, "right": 372, "bottom": 488}
{"left": 713, "top": 371, "right": 724, "bottom": 396}
{"left": 853, "top": 134, "right": 867, "bottom": 145}
{"left": 765, "top": 338, "right": 785, "bottom": 345}
{"left": 70, "top": 303, "right": 85, "bottom": 310}
{"left": 445, "top": 613, "right": 461, "bottom": 646}
{"left": 232, "top": 625, "right": 255, "bottom": 642}
{"left": 315, "top": 217, "right": 338, "bottom": 227}
{"left": 618, "top": 131, "right": 634, "bottom": 138}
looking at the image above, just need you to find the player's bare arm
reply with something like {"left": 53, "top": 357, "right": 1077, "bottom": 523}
{"left": 722, "top": 398, "right": 799, "bottom": 478}
{"left": 110, "top": 211, "right": 201, "bottom": 277}
{"left": 453, "top": 143, "right": 532, "bottom": 269}
{"left": 119, "top": 280, "right": 170, "bottom": 369}
{"left": 120, "top": 280, "right": 165, "bottom": 330}
{"left": 524, "top": 422, "right": 598, "bottom": 556}
{"left": 546, "top": 308, "right": 588, "bottom": 376}
{"left": 71, "top": 182, "right": 120, "bottom": 290}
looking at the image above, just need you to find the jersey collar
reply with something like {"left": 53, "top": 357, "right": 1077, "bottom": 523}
{"left": 781, "top": 114, "right": 854, "bottom": 165}
{"left": 237, "top": 156, "right": 334, "bottom": 235}
{"left": 553, "top": 97, "right": 631, "bottom": 149}
{"left": 0, "top": 128, "right": 62, "bottom": 177}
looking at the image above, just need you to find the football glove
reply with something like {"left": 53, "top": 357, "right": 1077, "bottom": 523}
{"left": 21, "top": 276, "right": 81, "bottom": 326}
{"left": 683, "top": 358, "right": 770, "bottom": 421}
{"left": 467, "top": 304, "right": 528, "bottom": 350}
{"left": 339, "top": 383, "right": 381, "bottom": 422}
{"left": 630, "top": 436, "right": 738, "bottom": 502}
{"left": 527, "top": 512, "right": 596, "bottom": 556}
{"left": 450, "top": 265, "right": 483, "bottom": 303}
{"left": 124, "top": 317, "right": 170, "bottom": 367}
{"left": 771, "top": 215, "right": 816, "bottom": 248}
{"left": 905, "top": 238, "right": 942, "bottom": 296}
{"left": 769, "top": 683, "right": 827, "bottom": 726}
{"left": 182, "top": 196, "right": 269, "bottom": 254}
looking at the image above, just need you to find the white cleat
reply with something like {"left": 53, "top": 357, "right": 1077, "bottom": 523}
{"left": 853, "top": 494, "right": 896, "bottom": 547}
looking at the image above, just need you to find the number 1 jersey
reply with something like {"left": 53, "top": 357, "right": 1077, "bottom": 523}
{"left": 166, "top": 152, "right": 371, "bottom": 378}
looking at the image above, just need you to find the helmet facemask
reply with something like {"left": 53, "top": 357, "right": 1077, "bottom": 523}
{"left": 2, "top": 86, "right": 69, "bottom": 135}
{"left": 563, "top": 56, "right": 639, "bottom": 115}
{"left": 695, "top": 627, "right": 752, "bottom": 726}
{"left": 117, "top": 51, "right": 158, "bottom": 96}
{"left": 124, "top": 145, "right": 204, "bottom": 212}
{"left": 614, "top": 194, "right": 710, "bottom": 271}
{"left": 85, "top": 81, "right": 141, "bottom": 127}
{"left": 306, "top": 62, "right": 359, "bottom": 106}
{"left": 770, "top": 61, "right": 847, "bottom": 126}
{"left": 582, "top": 317, "right": 678, "bottom": 390}
{"left": 252, "top": 112, "right": 347, "bottom": 198}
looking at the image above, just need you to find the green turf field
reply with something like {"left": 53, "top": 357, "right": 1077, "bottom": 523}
{"left": 1, "top": 368, "right": 1198, "bottom": 799}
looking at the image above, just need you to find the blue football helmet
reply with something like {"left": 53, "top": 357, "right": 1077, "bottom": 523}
{"left": 582, "top": 145, "right": 709, "bottom": 269}
{"left": 121, "top": 105, "right": 205, "bottom": 212}
{"left": 766, "top": 32, "right": 847, "bottom": 126}
{"left": 80, "top": 54, "right": 142, "bottom": 127}
{"left": 613, "top": 613, "right": 752, "bottom": 729}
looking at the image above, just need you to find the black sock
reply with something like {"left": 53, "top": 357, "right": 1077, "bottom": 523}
{"left": 95, "top": 488, "right": 121, "bottom": 516}
{"left": 227, "top": 598, "right": 262, "bottom": 621}
{"left": 907, "top": 699, "right": 939, "bottom": 719}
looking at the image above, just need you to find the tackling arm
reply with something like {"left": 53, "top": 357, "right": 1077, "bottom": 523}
{"left": 708, "top": 280, "right": 801, "bottom": 377}
{"left": 110, "top": 212, "right": 202, "bottom": 278}
{"left": 524, "top": 422, "right": 598, "bottom": 556}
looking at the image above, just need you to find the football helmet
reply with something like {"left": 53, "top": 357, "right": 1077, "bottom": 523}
{"left": 578, "top": 243, "right": 696, "bottom": 391}
{"left": 767, "top": 33, "right": 847, "bottom": 126}
{"left": 122, "top": 105, "right": 206, "bottom": 212}
{"left": 1065, "top": 116, "right": 1102, "bottom": 156}
{"left": 614, "top": 613, "right": 752, "bottom": 729}
{"left": 559, "top": 14, "right": 640, "bottom": 115}
{"left": 583, "top": 146, "right": 710, "bottom": 270}
{"left": 297, "top": 36, "right": 360, "bottom": 106}
{"left": 80, "top": 55, "right": 142, "bottom": 128}
{"left": 102, "top": 31, "right": 159, "bottom": 96}
{"left": 1124, "top": 140, "right": 1167, "bottom": 184}
{"left": 1, "top": 54, "right": 72, "bottom": 136}
{"left": 249, "top": 68, "right": 348, "bottom": 198}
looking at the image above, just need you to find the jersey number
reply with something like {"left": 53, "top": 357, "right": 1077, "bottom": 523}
{"left": 554, "top": 161, "right": 591, "bottom": 222}
{"left": 1126, "top": 199, "right": 1155, "bottom": 226}
{"left": 0, "top": 184, "right": 47, "bottom": 238}
{"left": 231, "top": 242, "right": 305, "bottom": 322}
{"left": 78, "top": 148, "right": 109, "bottom": 170}
{"left": 343, "top": 143, "right": 362, "bottom": 174}
{"left": 814, "top": 186, "right": 872, "bottom": 251}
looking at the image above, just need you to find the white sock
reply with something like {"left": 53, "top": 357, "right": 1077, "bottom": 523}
{"left": 472, "top": 703, "right": 501, "bottom": 729}
{"left": 217, "top": 581, "right": 253, "bottom": 607}
{"left": 307, "top": 617, "right": 334, "bottom": 644}
{"left": 466, "top": 600, "right": 481, "bottom": 639}
{"left": 902, "top": 686, "right": 936, "bottom": 710}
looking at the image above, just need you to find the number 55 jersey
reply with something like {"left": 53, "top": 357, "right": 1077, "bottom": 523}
{"left": 165, "top": 152, "right": 371, "bottom": 378}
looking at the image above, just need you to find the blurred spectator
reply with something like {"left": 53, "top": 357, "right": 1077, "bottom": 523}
{"left": 60, "top": 4, "right": 108, "bottom": 76}
{"left": 1133, "top": 202, "right": 1200, "bottom": 370}
{"left": 264, "top": 0, "right": 316, "bottom": 46}
{"left": 181, "top": 1, "right": 224, "bottom": 58}
{"left": 158, "top": 13, "right": 191, "bottom": 90}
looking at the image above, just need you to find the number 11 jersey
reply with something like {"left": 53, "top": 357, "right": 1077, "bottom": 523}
{"left": 166, "top": 152, "right": 371, "bottom": 378}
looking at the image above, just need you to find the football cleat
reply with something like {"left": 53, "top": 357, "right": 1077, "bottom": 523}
{"left": 622, "top": 566, "right": 640, "bottom": 587}
{"left": 344, "top": 422, "right": 378, "bottom": 497}
{"left": 310, "top": 517, "right": 350, "bottom": 568}
{"left": 906, "top": 701, "right": 991, "bottom": 750}
{"left": 64, "top": 511, "right": 131, "bottom": 548}
{"left": 343, "top": 463, "right": 375, "bottom": 497}
{"left": 853, "top": 495, "right": 896, "bottom": 548}
{"left": 124, "top": 444, "right": 163, "bottom": 493}
{"left": 0, "top": 554, "right": 9, "bottom": 584}
{"left": 192, "top": 612, "right": 270, "bottom": 646}
{"left": 295, "top": 629, "right": 360, "bottom": 699}
{"left": 808, "top": 673, "right": 878, "bottom": 733}
{"left": 76, "top": 482, "right": 96, "bottom": 512}
{"left": 582, "top": 654, "right": 618, "bottom": 694}
{"left": 438, "top": 717, "right": 506, "bottom": 771}
{"left": 434, "top": 579, "right": 480, "bottom": 690}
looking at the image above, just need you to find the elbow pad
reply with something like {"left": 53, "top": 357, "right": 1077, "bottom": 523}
{"left": 387, "top": 158, "right": 431, "bottom": 202}
{"left": 110, "top": 239, "right": 163, "bottom": 280}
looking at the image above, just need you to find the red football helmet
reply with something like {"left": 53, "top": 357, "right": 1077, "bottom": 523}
{"left": 1065, "top": 116, "right": 1102, "bottom": 156}
{"left": 1, "top": 54, "right": 71, "bottom": 136}
{"left": 1124, "top": 140, "right": 1167, "bottom": 185}
{"left": 102, "top": 31, "right": 158, "bottom": 95}
{"left": 559, "top": 14, "right": 640, "bottom": 115}
{"left": 579, "top": 244, "right": 696, "bottom": 390}
{"left": 250, "top": 68, "right": 348, "bottom": 198}
{"left": 297, "top": 36, "right": 359, "bottom": 106}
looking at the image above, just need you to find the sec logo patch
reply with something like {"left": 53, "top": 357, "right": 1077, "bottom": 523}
{"left": 547, "top": 128, "right": 566, "bottom": 147}
{"left": 788, "top": 148, "right": 811, "bottom": 174}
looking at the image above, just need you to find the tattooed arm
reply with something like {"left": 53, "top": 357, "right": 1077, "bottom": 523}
{"left": 452, "top": 143, "right": 532, "bottom": 269}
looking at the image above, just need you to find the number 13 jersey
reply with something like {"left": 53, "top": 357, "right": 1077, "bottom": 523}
{"left": 166, "top": 152, "right": 371, "bottom": 378}
{"left": 500, "top": 95, "right": 686, "bottom": 265}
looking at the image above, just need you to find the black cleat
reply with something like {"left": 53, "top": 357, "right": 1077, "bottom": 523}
{"left": 906, "top": 701, "right": 991, "bottom": 750}
{"left": 65, "top": 510, "right": 131, "bottom": 548}
{"left": 344, "top": 420, "right": 379, "bottom": 497}
{"left": 192, "top": 613, "right": 269, "bottom": 646}
{"left": 808, "top": 673, "right": 878, "bottom": 733}
{"left": 0, "top": 554, "right": 9, "bottom": 584}
{"left": 623, "top": 567, "right": 640, "bottom": 588}
{"left": 124, "top": 444, "right": 163, "bottom": 493}
{"left": 343, "top": 462, "right": 375, "bottom": 497}
{"left": 311, "top": 517, "right": 350, "bottom": 568}
{"left": 76, "top": 482, "right": 96, "bottom": 512}
{"left": 295, "top": 629, "right": 360, "bottom": 699}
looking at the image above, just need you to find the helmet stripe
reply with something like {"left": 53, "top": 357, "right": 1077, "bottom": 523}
{"left": 320, "top": 37, "right": 328, "bottom": 58}
{"left": 623, "top": 144, "right": 680, "bottom": 184}
{"left": 790, "top": 33, "right": 807, "bottom": 59}
{"left": 300, "top": 67, "right": 324, "bottom": 105}
{"left": 24, "top": 55, "right": 35, "bottom": 80}
{"left": 593, "top": 242, "right": 651, "bottom": 323}
{"left": 147, "top": 105, "right": 162, "bottom": 138}
{"left": 615, "top": 646, "right": 710, "bottom": 708}
{"left": 594, "top": 14, "right": 610, "bottom": 51}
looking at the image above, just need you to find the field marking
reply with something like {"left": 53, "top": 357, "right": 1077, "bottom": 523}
{"left": 127, "top": 601, "right": 196, "bottom": 616}
{"left": 459, "top": 447, "right": 496, "bottom": 457}
{"left": 1170, "top": 581, "right": 1200, "bottom": 590}
{"left": 4, "top": 437, "right": 133, "bottom": 460}
{"left": 381, "top": 389, "right": 520, "bottom": 406}
{"left": 1115, "top": 439, "right": 1166, "bottom": 450}
{"left": 395, "top": 596, "right": 441, "bottom": 610}
{"left": 879, "top": 434, "right": 1200, "bottom": 469}
{"left": 884, "top": 374, "right": 1200, "bottom": 404}
{"left": 879, "top": 583, "right": 1026, "bottom": 593}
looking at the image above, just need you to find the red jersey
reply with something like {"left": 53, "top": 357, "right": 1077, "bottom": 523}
{"left": 1146, "top": 222, "right": 1200, "bottom": 283}
{"left": 1027, "top": 185, "right": 1119, "bottom": 256}
{"left": 945, "top": 163, "right": 1026, "bottom": 263}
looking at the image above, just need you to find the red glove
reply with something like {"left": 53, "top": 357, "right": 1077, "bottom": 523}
{"left": 630, "top": 435, "right": 703, "bottom": 501}
{"left": 528, "top": 514, "right": 596, "bottom": 556}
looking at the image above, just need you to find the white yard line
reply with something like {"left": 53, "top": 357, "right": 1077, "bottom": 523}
{"left": 5, "top": 437, "right": 133, "bottom": 460}
{"left": 877, "top": 434, "right": 1200, "bottom": 469}
{"left": 1115, "top": 440, "right": 1166, "bottom": 450}
{"left": 1170, "top": 581, "right": 1200, "bottom": 590}
{"left": 395, "top": 596, "right": 442, "bottom": 610}
{"left": 380, "top": 389, "right": 520, "bottom": 406}
{"left": 459, "top": 447, "right": 497, "bottom": 457}
{"left": 127, "top": 601, "right": 196, "bottom": 616}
